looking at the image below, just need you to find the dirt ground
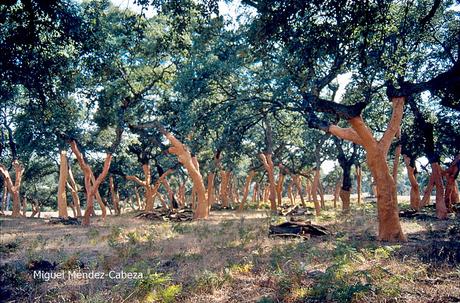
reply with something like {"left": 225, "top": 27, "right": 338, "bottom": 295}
{"left": 1, "top": 199, "right": 459, "bottom": 303}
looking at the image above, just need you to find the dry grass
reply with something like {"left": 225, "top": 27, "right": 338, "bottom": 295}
{"left": 1, "top": 199, "right": 459, "bottom": 303}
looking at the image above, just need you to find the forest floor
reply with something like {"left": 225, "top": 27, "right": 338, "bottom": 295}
{"left": 1, "top": 199, "right": 460, "bottom": 303}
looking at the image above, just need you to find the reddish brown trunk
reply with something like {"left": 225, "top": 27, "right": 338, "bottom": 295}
{"left": 319, "top": 182, "right": 325, "bottom": 209}
{"left": 293, "top": 175, "right": 306, "bottom": 207}
{"left": 403, "top": 155, "right": 421, "bottom": 211}
{"left": 276, "top": 169, "right": 285, "bottom": 207}
{"left": 444, "top": 155, "right": 460, "bottom": 212}
{"left": 57, "top": 151, "right": 69, "bottom": 218}
{"left": 165, "top": 130, "right": 207, "bottom": 219}
{"left": 0, "top": 161, "right": 24, "bottom": 217}
{"left": 220, "top": 170, "right": 230, "bottom": 207}
{"left": 70, "top": 141, "right": 112, "bottom": 226}
{"left": 67, "top": 164, "right": 82, "bottom": 217}
{"left": 306, "top": 179, "right": 312, "bottom": 202}
{"left": 1, "top": 179, "right": 7, "bottom": 214}
{"left": 312, "top": 169, "right": 321, "bottom": 216}
{"left": 392, "top": 128, "right": 401, "bottom": 183}
{"left": 21, "top": 195, "right": 26, "bottom": 217}
{"left": 259, "top": 153, "right": 277, "bottom": 210}
{"left": 329, "top": 97, "right": 406, "bottom": 241}
{"left": 263, "top": 184, "right": 270, "bottom": 204}
{"left": 453, "top": 181, "right": 459, "bottom": 204}
{"left": 178, "top": 183, "right": 186, "bottom": 207}
{"left": 431, "top": 163, "right": 447, "bottom": 219}
{"left": 333, "top": 179, "right": 341, "bottom": 208}
{"left": 252, "top": 182, "right": 259, "bottom": 205}
{"left": 161, "top": 178, "right": 176, "bottom": 208}
{"left": 134, "top": 187, "right": 141, "bottom": 210}
{"left": 421, "top": 173, "right": 434, "bottom": 207}
{"left": 126, "top": 163, "right": 173, "bottom": 211}
{"left": 109, "top": 176, "right": 121, "bottom": 215}
{"left": 238, "top": 170, "right": 255, "bottom": 211}
{"left": 340, "top": 189, "right": 351, "bottom": 212}
{"left": 356, "top": 165, "right": 362, "bottom": 204}
{"left": 287, "top": 180, "right": 294, "bottom": 206}
{"left": 207, "top": 173, "right": 215, "bottom": 209}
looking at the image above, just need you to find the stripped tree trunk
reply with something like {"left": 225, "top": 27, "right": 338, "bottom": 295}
{"left": 333, "top": 179, "right": 341, "bottom": 208}
{"left": 1, "top": 179, "right": 7, "bottom": 214}
{"left": 109, "top": 176, "right": 121, "bottom": 215}
{"left": 276, "top": 167, "right": 285, "bottom": 207}
{"left": 159, "top": 127, "right": 208, "bottom": 218}
{"left": 57, "top": 150, "right": 69, "bottom": 218}
{"left": 69, "top": 141, "right": 112, "bottom": 226}
{"left": 263, "top": 184, "right": 270, "bottom": 204}
{"left": 287, "top": 180, "right": 294, "bottom": 206}
{"left": 126, "top": 164, "right": 172, "bottom": 211}
{"left": 239, "top": 170, "right": 255, "bottom": 211}
{"left": 67, "top": 164, "right": 82, "bottom": 217}
{"left": 328, "top": 97, "right": 406, "bottom": 241}
{"left": 0, "top": 161, "right": 24, "bottom": 217}
{"left": 21, "top": 195, "right": 27, "bottom": 217}
{"left": 207, "top": 173, "right": 215, "bottom": 209}
{"left": 159, "top": 134, "right": 198, "bottom": 210}
{"left": 134, "top": 187, "right": 141, "bottom": 210}
{"left": 293, "top": 175, "right": 306, "bottom": 207}
{"left": 403, "top": 155, "right": 421, "bottom": 211}
{"left": 252, "top": 182, "right": 259, "bottom": 205}
{"left": 179, "top": 183, "right": 186, "bottom": 207}
{"left": 432, "top": 163, "right": 447, "bottom": 219}
{"left": 444, "top": 155, "right": 460, "bottom": 212}
{"left": 260, "top": 153, "right": 277, "bottom": 211}
{"left": 311, "top": 169, "right": 321, "bottom": 215}
{"left": 356, "top": 165, "right": 362, "bottom": 204}
{"left": 220, "top": 170, "right": 230, "bottom": 208}
{"left": 392, "top": 128, "right": 402, "bottom": 185}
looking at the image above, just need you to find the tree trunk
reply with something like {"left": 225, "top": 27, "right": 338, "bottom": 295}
{"left": 333, "top": 179, "right": 341, "bottom": 208}
{"left": 293, "top": 175, "right": 306, "bottom": 207}
{"left": 365, "top": 148, "right": 405, "bottom": 240}
{"left": 319, "top": 182, "right": 325, "bottom": 208}
{"left": 207, "top": 173, "right": 215, "bottom": 209}
{"left": 444, "top": 155, "right": 460, "bottom": 212}
{"left": 431, "top": 162, "right": 447, "bottom": 219}
{"left": 356, "top": 165, "right": 362, "bottom": 204}
{"left": 327, "top": 98, "right": 406, "bottom": 241}
{"left": 263, "top": 184, "right": 270, "bottom": 204}
{"left": 126, "top": 163, "right": 173, "bottom": 211}
{"left": 1, "top": 179, "right": 7, "bottom": 214}
{"left": 161, "top": 178, "right": 177, "bottom": 209}
{"left": 179, "top": 182, "right": 186, "bottom": 207}
{"left": 276, "top": 170, "right": 285, "bottom": 207}
{"left": 109, "top": 176, "right": 121, "bottom": 215}
{"left": 403, "top": 155, "right": 421, "bottom": 211}
{"left": 163, "top": 130, "right": 207, "bottom": 219}
{"left": 220, "top": 170, "right": 230, "bottom": 208}
{"left": 238, "top": 170, "right": 255, "bottom": 211}
{"left": 67, "top": 164, "right": 82, "bottom": 217}
{"left": 287, "top": 180, "right": 294, "bottom": 206}
{"left": 392, "top": 128, "right": 402, "bottom": 184}
{"left": 69, "top": 141, "right": 112, "bottom": 226}
{"left": 21, "top": 195, "right": 27, "bottom": 217}
{"left": 340, "top": 163, "right": 352, "bottom": 212}
{"left": 252, "top": 182, "right": 259, "bottom": 205}
{"left": 311, "top": 169, "right": 321, "bottom": 216}
{"left": 135, "top": 187, "right": 141, "bottom": 210}
{"left": 57, "top": 150, "right": 69, "bottom": 218}
{"left": 0, "top": 161, "right": 24, "bottom": 217}
{"left": 306, "top": 179, "right": 312, "bottom": 202}
{"left": 259, "top": 153, "right": 277, "bottom": 211}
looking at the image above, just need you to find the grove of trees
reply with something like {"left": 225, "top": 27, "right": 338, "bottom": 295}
{"left": 1, "top": 0, "right": 459, "bottom": 241}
